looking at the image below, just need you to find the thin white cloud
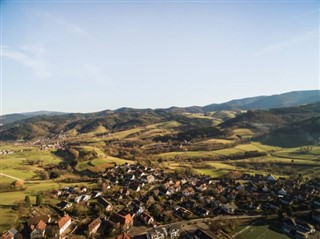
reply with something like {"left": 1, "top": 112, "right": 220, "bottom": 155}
{"left": 252, "top": 29, "right": 318, "bottom": 57}
{"left": 36, "top": 11, "right": 89, "bottom": 36}
{"left": 55, "top": 17, "right": 89, "bottom": 36}
{"left": 288, "top": 8, "right": 319, "bottom": 22}
{"left": 1, "top": 46, "right": 51, "bottom": 78}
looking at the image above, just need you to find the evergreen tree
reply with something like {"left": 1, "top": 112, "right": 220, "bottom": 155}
{"left": 25, "top": 195, "right": 31, "bottom": 208}
{"left": 36, "top": 194, "right": 43, "bottom": 206}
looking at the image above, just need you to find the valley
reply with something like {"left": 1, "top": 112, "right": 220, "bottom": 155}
{"left": 0, "top": 96, "right": 320, "bottom": 239}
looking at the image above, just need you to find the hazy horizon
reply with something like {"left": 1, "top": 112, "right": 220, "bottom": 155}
{"left": 2, "top": 1, "right": 319, "bottom": 114}
{"left": 0, "top": 88, "right": 318, "bottom": 115}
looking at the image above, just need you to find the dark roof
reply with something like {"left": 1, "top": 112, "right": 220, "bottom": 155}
{"left": 109, "top": 213, "right": 132, "bottom": 225}
{"left": 194, "top": 229, "right": 215, "bottom": 239}
{"left": 98, "top": 196, "right": 112, "bottom": 207}
{"left": 27, "top": 215, "right": 50, "bottom": 227}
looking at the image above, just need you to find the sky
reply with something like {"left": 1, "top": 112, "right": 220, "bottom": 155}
{"left": 1, "top": 0, "right": 319, "bottom": 114}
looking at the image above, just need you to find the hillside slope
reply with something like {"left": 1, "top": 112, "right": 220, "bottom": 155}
{"left": 203, "top": 90, "right": 320, "bottom": 111}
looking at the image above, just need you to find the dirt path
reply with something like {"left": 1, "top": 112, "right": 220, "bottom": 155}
{"left": 0, "top": 172, "right": 25, "bottom": 182}
{"left": 0, "top": 172, "right": 48, "bottom": 183}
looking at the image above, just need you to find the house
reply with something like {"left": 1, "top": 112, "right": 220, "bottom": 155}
{"left": 311, "top": 209, "right": 320, "bottom": 224}
{"left": 1, "top": 228, "right": 18, "bottom": 239}
{"left": 147, "top": 230, "right": 165, "bottom": 239}
{"left": 141, "top": 196, "right": 155, "bottom": 206}
{"left": 194, "top": 207, "right": 210, "bottom": 217}
{"left": 115, "top": 232, "right": 132, "bottom": 239}
{"left": 296, "top": 220, "right": 315, "bottom": 234}
{"left": 98, "top": 197, "right": 113, "bottom": 211}
{"left": 282, "top": 218, "right": 296, "bottom": 234}
{"left": 211, "top": 200, "right": 222, "bottom": 208}
{"left": 267, "top": 174, "right": 276, "bottom": 182}
{"left": 182, "top": 187, "right": 195, "bottom": 197}
{"left": 51, "top": 190, "right": 62, "bottom": 197}
{"left": 313, "top": 198, "right": 320, "bottom": 208}
{"left": 196, "top": 183, "right": 207, "bottom": 191}
{"left": 74, "top": 194, "right": 91, "bottom": 203}
{"left": 58, "top": 214, "right": 72, "bottom": 236}
{"left": 194, "top": 229, "right": 215, "bottom": 239}
{"left": 92, "top": 191, "right": 102, "bottom": 198}
{"left": 175, "top": 207, "right": 193, "bottom": 219}
{"left": 159, "top": 187, "right": 173, "bottom": 196}
{"left": 88, "top": 218, "right": 101, "bottom": 235}
{"left": 151, "top": 189, "right": 160, "bottom": 197}
{"left": 182, "top": 200, "right": 197, "bottom": 209}
{"left": 30, "top": 220, "right": 46, "bottom": 239}
{"left": 140, "top": 212, "right": 154, "bottom": 226}
{"left": 278, "top": 188, "right": 287, "bottom": 196}
{"left": 129, "top": 181, "right": 141, "bottom": 192}
{"left": 141, "top": 175, "right": 155, "bottom": 184}
{"left": 221, "top": 202, "right": 237, "bottom": 214}
{"left": 28, "top": 214, "right": 51, "bottom": 228}
{"left": 280, "top": 196, "right": 293, "bottom": 205}
{"left": 181, "top": 178, "right": 188, "bottom": 185}
{"left": 262, "top": 185, "right": 269, "bottom": 192}
{"left": 166, "top": 226, "right": 180, "bottom": 239}
{"left": 57, "top": 201, "right": 73, "bottom": 210}
{"left": 109, "top": 211, "right": 133, "bottom": 231}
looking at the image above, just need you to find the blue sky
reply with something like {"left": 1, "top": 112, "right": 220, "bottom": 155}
{"left": 1, "top": 0, "right": 319, "bottom": 114}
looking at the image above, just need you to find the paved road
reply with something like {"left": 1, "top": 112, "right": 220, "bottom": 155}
{"left": 131, "top": 214, "right": 266, "bottom": 236}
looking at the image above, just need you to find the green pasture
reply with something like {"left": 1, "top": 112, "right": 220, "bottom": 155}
{"left": 0, "top": 149, "right": 62, "bottom": 180}
{"left": 237, "top": 224, "right": 290, "bottom": 239}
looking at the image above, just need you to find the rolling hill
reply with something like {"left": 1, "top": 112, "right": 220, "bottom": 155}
{"left": 203, "top": 90, "right": 319, "bottom": 111}
{"left": 0, "top": 111, "right": 66, "bottom": 125}
{"left": 0, "top": 90, "right": 319, "bottom": 143}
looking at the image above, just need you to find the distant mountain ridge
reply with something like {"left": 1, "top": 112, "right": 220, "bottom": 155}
{"left": 0, "top": 111, "right": 66, "bottom": 125}
{"left": 1, "top": 90, "right": 319, "bottom": 125}
{"left": 203, "top": 90, "right": 320, "bottom": 111}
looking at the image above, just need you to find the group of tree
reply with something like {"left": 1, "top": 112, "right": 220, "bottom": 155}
{"left": 22, "top": 159, "right": 44, "bottom": 166}
{"left": 154, "top": 126, "right": 225, "bottom": 142}
{"left": 0, "top": 180, "right": 26, "bottom": 193}
{"left": 24, "top": 194, "right": 43, "bottom": 207}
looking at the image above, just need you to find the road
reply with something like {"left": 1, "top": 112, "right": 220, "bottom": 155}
{"left": 130, "top": 214, "right": 266, "bottom": 236}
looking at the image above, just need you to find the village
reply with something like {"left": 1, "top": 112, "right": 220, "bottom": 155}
{"left": 1, "top": 163, "right": 320, "bottom": 239}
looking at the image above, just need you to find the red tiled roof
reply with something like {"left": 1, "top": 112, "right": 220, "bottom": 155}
{"left": 58, "top": 215, "right": 71, "bottom": 229}
{"left": 115, "top": 233, "right": 132, "bottom": 239}
{"left": 36, "top": 220, "right": 47, "bottom": 231}
{"left": 1, "top": 232, "right": 14, "bottom": 239}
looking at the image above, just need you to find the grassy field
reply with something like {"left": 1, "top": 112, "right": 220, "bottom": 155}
{"left": 0, "top": 149, "right": 62, "bottom": 180}
{"left": 0, "top": 175, "right": 15, "bottom": 184}
{"left": 271, "top": 146, "right": 320, "bottom": 160}
{"left": 76, "top": 155, "right": 133, "bottom": 171}
{"left": 194, "top": 168, "right": 230, "bottom": 177}
{"left": 237, "top": 224, "right": 290, "bottom": 239}
{"left": 0, "top": 208, "right": 17, "bottom": 233}
{"left": 235, "top": 144, "right": 267, "bottom": 152}
{"left": 202, "top": 139, "right": 236, "bottom": 144}
{"left": 233, "top": 128, "right": 255, "bottom": 137}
